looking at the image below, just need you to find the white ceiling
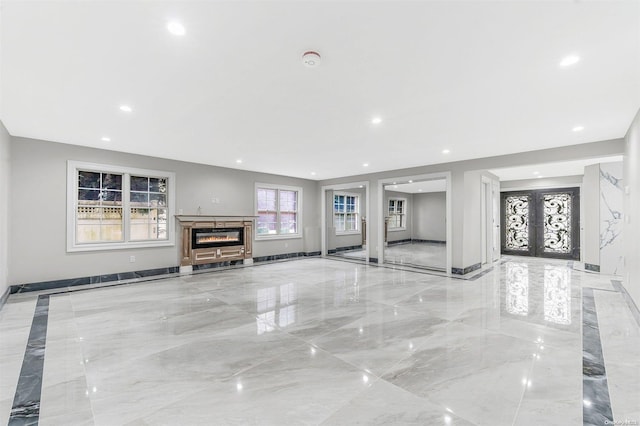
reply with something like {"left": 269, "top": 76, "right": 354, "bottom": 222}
{"left": 1, "top": 1, "right": 639, "bottom": 180}
{"left": 490, "top": 155, "right": 624, "bottom": 182}
{"left": 386, "top": 179, "right": 446, "bottom": 194}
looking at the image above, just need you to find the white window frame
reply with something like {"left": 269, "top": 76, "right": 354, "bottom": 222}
{"left": 254, "top": 183, "right": 303, "bottom": 240}
{"left": 388, "top": 197, "right": 407, "bottom": 231}
{"left": 333, "top": 192, "right": 360, "bottom": 235}
{"left": 67, "top": 161, "right": 176, "bottom": 252}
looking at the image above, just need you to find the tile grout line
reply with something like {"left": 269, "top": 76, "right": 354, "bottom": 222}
{"left": 582, "top": 287, "right": 614, "bottom": 426}
{"left": 8, "top": 294, "right": 50, "bottom": 425}
{"left": 611, "top": 280, "right": 640, "bottom": 328}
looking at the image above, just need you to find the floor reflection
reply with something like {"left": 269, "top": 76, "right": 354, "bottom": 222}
{"left": 256, "top": 283, "right": 298, "bottom": 334}
{"left": 502, "top": 259, "right": 575, "bottom": 329}
{"left": 384, "top": 242, "right": 446, "bottom": 271}
{"left": 506, "top": 262, "right": 529, "bottom": 316}
{"left": 544, "top": 265, "right": 571, "bottom": 325}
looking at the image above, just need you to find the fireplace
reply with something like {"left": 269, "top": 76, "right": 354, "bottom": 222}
{"left": 176, "top": 216, "right": 254, "bottom": 271}
{"left": 192, "top": 228, "right": 244, "bottom": 249}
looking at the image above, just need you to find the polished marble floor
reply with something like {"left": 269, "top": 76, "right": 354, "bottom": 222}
{"left": 1, "top": 256, "right": 639, "bottom": 425}
{"left": 329, "top": 242, "right": 447, "bottom": 271}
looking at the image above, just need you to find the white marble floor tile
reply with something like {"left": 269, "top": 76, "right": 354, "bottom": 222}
{"left": 595, "top": 290, "right": 640, "bottom": 424}
{"left": 314, "top": 306, "right": 448, "bottom": 376}
{"left": 131, "top": 344, "right": 374, "bottom": 425}
{"left": 384, "top": 242, "right": 447, "bottom": 270}
{"left": 320, "top": 379, "right": 476, "bottom": 425}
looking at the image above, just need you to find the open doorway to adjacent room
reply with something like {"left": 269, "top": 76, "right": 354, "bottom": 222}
{"left": 321, "top": 182, "right": 369, "bottom": 262}
{"left": 381, "top": 177, "right": 449, "bottom": 272}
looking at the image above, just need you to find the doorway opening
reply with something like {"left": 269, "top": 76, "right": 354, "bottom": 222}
{"left": 321, "top": 182, "right": 369, "bottom": 262}
{"left": 382, "top": 178, "right": 448, "bottom": 271}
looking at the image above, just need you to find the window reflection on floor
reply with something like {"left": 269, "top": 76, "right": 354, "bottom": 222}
{"left": 506, "top": 262, "right": 529, "bottom": 316}
{"left": 544, "top": 265, "right": 571, "bottom": 325}
{"left": 256, "top": 284, "right": 298, "bottom": 334}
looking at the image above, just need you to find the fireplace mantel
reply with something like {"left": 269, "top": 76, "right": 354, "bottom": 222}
{"left": 175, "top": 216, "right": 256, "bottom": 272}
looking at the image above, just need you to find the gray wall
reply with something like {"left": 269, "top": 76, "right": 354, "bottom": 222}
{"left": 9, "top": 137, "right": 320, "bottom": 285}
{"left": 0, "top": 121, "right": 10, "bottom": 297}
{"left": 412, "top": 192, "right": 446, "bottom": 241}
{"left": 624, "top": 108, "right": 640, "bottom": 307}
{"left": 500, "top": 175, "right": 583, "bottom": 190}
{"left": 384, "top": 190, "right": 412, "bottom": 242}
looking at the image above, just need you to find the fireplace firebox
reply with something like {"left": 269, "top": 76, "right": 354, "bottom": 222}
{"left": 192, "top": 228, "right": 244, "bottom": 249}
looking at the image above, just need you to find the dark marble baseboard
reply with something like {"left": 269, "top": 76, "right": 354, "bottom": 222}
{"left": 328, "top": 245, "right": 363, "bottom": 254}
{"left": 388, "top": 239, "right": 446, "bottom": 246}
{"left": 0, "top": 286, "right": 10, "bottom": 312}
{"left": 411, "top": 239, "right": 446, "bottom": 244}
{"left": 192, "top": 261, "right": 241, "bottom": 271}
{"left": 253, "top": 251, "right": 321, "bottom": 263}
{"left": 387, "top": 239, "right": 412, "bottom": 246}
{"left": 369, "top": 257, "right": 379, "bottom": 263}
{"left": 585, "top": 263, "right": 601, "bottom": 272}
{"left": 10, "top": 266, "right": 180, "bottom": 294}
{"left": 612, "top": 280, "right": 640, "bottom": 328}
{"left": 451, "top": 263, "right": 482, "bottom": 275}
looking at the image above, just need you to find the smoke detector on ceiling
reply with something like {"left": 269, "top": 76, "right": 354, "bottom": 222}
{"left": 302, "top": 51, "right": 321, "bottom": 67}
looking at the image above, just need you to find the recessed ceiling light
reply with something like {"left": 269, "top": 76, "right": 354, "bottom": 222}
{"left": 418, "top": 189, "right": 423, "bottom": 192}
{"left": 559, "top": 55, "right": 580, "bottom": 68}
{"left": 236, "top": 159, "right": 242, "bottom": 164}
{"left": 533, "top": 171, "right": 540, "bottom": 175}
{"left": 408, "top": 180, "right": 413, "bottom": 183}
{"left": 392, "top": 182, "right": 396, "bottom": 185}
{"left": 363, "top": 163, "right": 369, "bottom": 167}
{"left": 167, "top": 21, "right": 186, "bottom": 36}
{"left": 442, "top": 149, "right": 450, "bottom": 154}
{"left": 119, "top": 105, "right": 132, "bottom": 113}
{"left": 101, "top": 137, "right": 111, "bottom": 142}
{"left": 572, "top": 126, "right": 584, "bottom": 132}
{"left": 359, "top": 185, "right": 364, "bottom": 188}
{"left": 310, "top": 172, "right": 316, "bottom": 176}
{"left": 537, "top": 175, "right": 543, "bottom": 179}
{"left": 371, "top": 116, "right": 382, "bottom": 125}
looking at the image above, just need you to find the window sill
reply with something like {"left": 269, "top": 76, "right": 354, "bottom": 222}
{"left": 67, "top": 240, "right": 175, "bottom": 253}
{"left": 336, "top": 231, "right": 361, "bottom": 236}
{"left": 388, "top": 228, "right": 407, "bottom": 232}
{"left": 255, "top": 234, "right": 302, "bottom": 241}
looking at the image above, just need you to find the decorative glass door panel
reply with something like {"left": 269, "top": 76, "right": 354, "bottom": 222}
{"left": 541, "top": 193, "right": 572, "bottom": 254}
{"left": 505, "top": 195, "right": 531, "bottom": 252}
{"left": 501, "top": 188, "right": 580, "bottom": 260}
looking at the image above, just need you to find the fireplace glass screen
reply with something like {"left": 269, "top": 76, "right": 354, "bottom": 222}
{"left": 193, "top": 228, "right": 244, "bottom": 248}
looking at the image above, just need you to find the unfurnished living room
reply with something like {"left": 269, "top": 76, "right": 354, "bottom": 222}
{"left": 1, "top": 1, "right": 639, "bottom": 425}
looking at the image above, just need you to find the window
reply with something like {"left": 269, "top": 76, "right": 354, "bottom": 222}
{"left": 255, "top": 184, "right": 302, "bottom": 239}
{"left": 388, "top": 198, "right": 406, "bottom": 230}
{"left": 334, "top": 193, "right": 359, "bottom": 234}
{"left": 67, "top": 161, "right": 175, "bottom": 251}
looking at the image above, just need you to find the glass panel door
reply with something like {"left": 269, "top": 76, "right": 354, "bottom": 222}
{"left": 501, "top": 188, "right": 580, "bottom": 260}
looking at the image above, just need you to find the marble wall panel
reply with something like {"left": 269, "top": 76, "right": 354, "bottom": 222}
{"left": 599, "top": 162, "right": 624, "bottom": 275}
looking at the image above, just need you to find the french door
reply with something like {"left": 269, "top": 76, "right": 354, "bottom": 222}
{"left": 500, "top": 187, "right": 580, "bottom": 260}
